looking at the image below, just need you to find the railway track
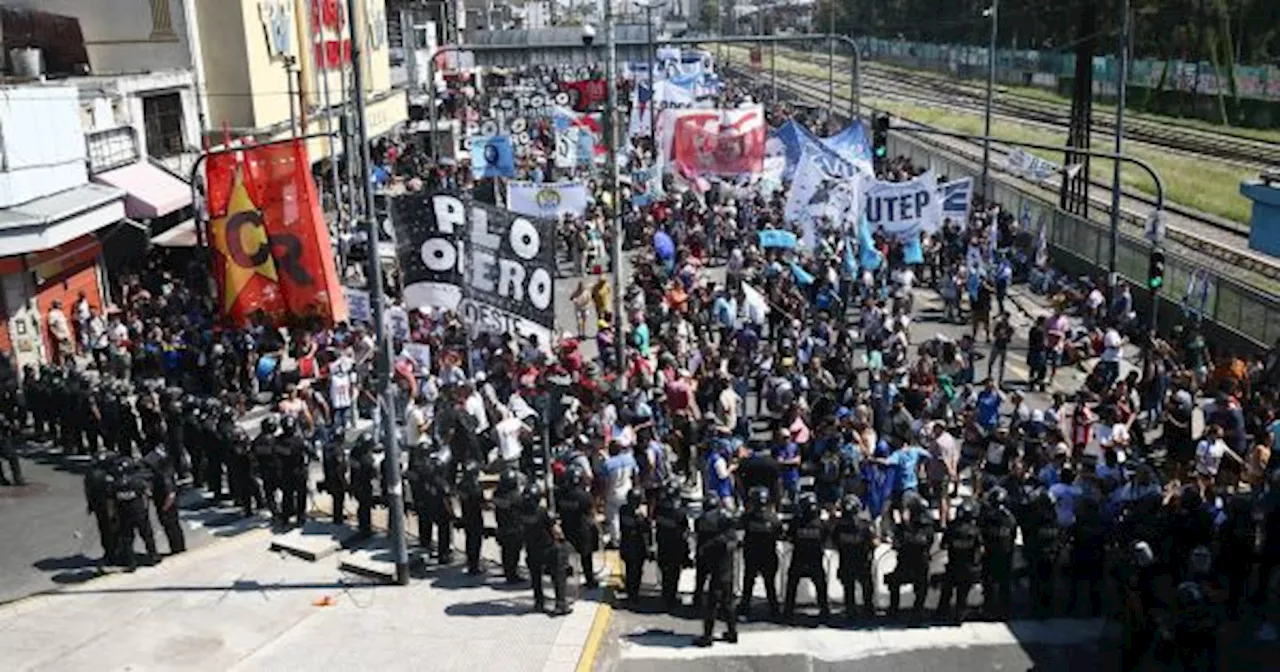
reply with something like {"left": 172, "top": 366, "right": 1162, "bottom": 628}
{"left": 727, "top": 66, "right": 1280, "bottom": 292}
{"left": 769, "top": 47, "right": 1280, "bottom": 169}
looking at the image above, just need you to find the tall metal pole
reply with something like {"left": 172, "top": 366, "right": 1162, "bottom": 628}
{"left": 309, "top": 0, "right": 345, "bottom": 225}
{"left": 980, "top": 0, "right": 998, "bottom": 198}
{"left": 827, "top": 0, "right": 834, "bottom": 114}
{"left": 340, "top": 0, "right": 359, "bottom": 221}
{"left": 1108, "top": 0, "right": 1131, "bottom": 288}
{"left": 605, "top": 0, "right": 625, "bottom": 372}
{"left": 646, "top": 1, "right": 657, "bottom": 141}
{"left": 285, "top": 57, "right": 300, "bottom": 137}
{"left": 771, "top": 40, "right": 777, "bottom": 104}
{"left": 346, "top": 0, "right": 410, "bottom": 586}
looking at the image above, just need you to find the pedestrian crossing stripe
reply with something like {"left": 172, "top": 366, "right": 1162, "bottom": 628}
{"left": 618, "top": 618, "right": 1111, "bottom": 661}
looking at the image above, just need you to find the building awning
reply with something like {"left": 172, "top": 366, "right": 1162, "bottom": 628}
{"left": 151, "top": 219, "right": 198, "bottom": 247}
{"left": 92, "top": 161, "right": 192, "bottom": 220}
{"left": 0, "top": 183, "right": 126, "bottom": 256}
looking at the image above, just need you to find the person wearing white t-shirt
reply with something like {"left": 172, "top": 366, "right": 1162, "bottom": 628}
{"left": 1195, "top": 424, "right": 1243, "bottom": 490}
{"left": 492, "top": 409, "right": 530, "bottom": 465}
{"left": 404, "top": 392, "right": 429, "bottom": 448}
{"left": 328, "top": 352, "right": 357, "bottom": 429}
{"left": 1098, "top": 328, "right": 1124, "bottom": 387}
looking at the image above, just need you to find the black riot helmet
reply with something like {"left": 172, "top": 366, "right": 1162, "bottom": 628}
{"left": 748, "top": 485, "right": 770, "bottom": 509}
{"left": 841, "top": 494, "right": 864, "bottom": 517}
{"left": 956, "top": 497, "right": 979, "bottom": 522}
{"left": 566, "top": 464, "right": 587, "bottom": 489}
{"left": 204, "top": 397, "right": 222, "bottom": 415}
{"left": 231, "top": 426, "right": 250, "bottom": 446}
{"left": 625, "top": 487, "right": 643, "bottom": 509}
{"left": 279, "top": 414, "right": 298, "bottom": 437}
{"left": 796, "top": 492, "right": 817, "bottom": 519}
{"left": 702, "top": 492, "right": 722, "bottom": 512}
{"left": 1176, "top": 581, "right": 1206, "bottom": 608}
{"left": 985, "top": 486, "right": 1009, "bottom": 509}
{"left": 524, "top": 479, "right": 546, "bottom": 507}
{"left": 260, "top": 414, "right": 279, "bottom": 437}
{"left": 498, "top": 465, "right": 521, "bottom": 491}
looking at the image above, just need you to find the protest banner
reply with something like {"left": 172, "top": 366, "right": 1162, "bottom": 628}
{"left": 863, "top": 170, "right": 943, "bottom": 238}
{"left": 507, "top": 180, "right": 590, "bottom": 218}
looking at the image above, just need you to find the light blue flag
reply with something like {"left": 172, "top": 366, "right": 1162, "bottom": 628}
{"left": 903, "top": 233, "right": 924, "bottom": 265}
{"left": 759, "top": 229, "right": 798, "bottom": 250}
{"left": 858, "top": 217, "right": 883, "bottom": 271}
{"left": 789, "top": 262, "right": 815, "bottom": 286}
{"left": 470, "top": 135, "right": 516, "bottom": 179}
{"left": 823, "top": 121, "right": 874, "bottom": 175}
{"left": 843, "top": 237, "right": 859, "bottom": 276}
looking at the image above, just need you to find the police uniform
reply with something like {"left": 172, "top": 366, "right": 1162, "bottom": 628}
{"left": 522, "top": 483, "right": 569, "bottom": 615}
{"left": 252, "top": 416, "right": 282, "bottom": 519}
{"left": 143, "top": 440, "right": 186, "bottom": 554}
{"left": 936, "top": 500, "right": 982, "bottom": 622}
{"left": 557, "top": 471, "right": 598, "bottom": 589}
{"left": 834, "top": 497, "right": 877, "bottom": 620}
{"left": 112, "top": 459, "right": 159, "bottom": 569}
{"left": 321, "top": 437, "right": 350, "bottom": 525}
{"left": 350, "top": 437, "right": 379, "bottom": 536}
{"left": 424, "top": 448, "right": 455, "bottom": 563}
{"left": 694, "top": 496, "right": 738, "bottom": 647}
{"left": 227, "top": 427, "right": 257, "bottom": 516}
{"left": 655, "top": 486, "right": 691, "bottom": 612}
{"left": 784, "top": 496, "right": 830, "bottom": 622}
{"left": 84, "top": 455, "right": 119, "bottom": 563}
{"left": 889, "top": 494, "right": 935, "bottom": 620}
{"left": 738, "top": 488, "right": 782, "bottom": 618}
{"left": 457, "top": 461, "right": 486, "bottom": 575}
{"left": 493, "top": 468, "right": 526, "bottom": 582}
{"left": 618, "top": 489, "right": 651, "bottom": 601}
{"left": 0, "top": 412, "right": 25, "bottom": 486}
{"left": 979, "top": 490, "right": 1018, "bottom": 618}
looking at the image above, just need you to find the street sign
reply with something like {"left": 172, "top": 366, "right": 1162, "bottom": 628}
{"left": 1144, "top": 209, "right": 1166, "bottom": 244}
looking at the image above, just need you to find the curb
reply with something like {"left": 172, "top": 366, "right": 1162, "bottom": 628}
{"left": 574, "top": 552, "right": 620, "bottom": 672}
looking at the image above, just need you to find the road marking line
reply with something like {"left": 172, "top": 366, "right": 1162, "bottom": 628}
{"left": 575, "top": 552, "right": 620, "bottom": 672}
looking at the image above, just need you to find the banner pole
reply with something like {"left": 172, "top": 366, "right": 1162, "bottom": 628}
{"left": 347, "top": 0, "right": 410, "bottom": 586}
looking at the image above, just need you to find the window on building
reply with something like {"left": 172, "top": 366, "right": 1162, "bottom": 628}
{"left": 150, "top": 0, "right": 176, "bottom": 40}
{"left": 143, "top": 93, "right": 184, "bottom": 158}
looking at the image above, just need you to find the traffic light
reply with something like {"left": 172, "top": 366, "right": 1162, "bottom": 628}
{"left": 872, "top": 113, "right": 890, "bottom": 171}
{"left": 1147, "top": 249, "right": 1165, "bottom": 290}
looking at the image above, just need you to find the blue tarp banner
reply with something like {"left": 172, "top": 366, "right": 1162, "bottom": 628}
{"left": 903, "top": 233, "right": 924, "bottom": 265}
{"left": 758, "top": 229, "right": 798, "bottom": 249}
{"left": 823, "top": 121, "right": 874, "bottom": 174}
{"left": 790, "top": 262, "right": 815, "bottom": 285}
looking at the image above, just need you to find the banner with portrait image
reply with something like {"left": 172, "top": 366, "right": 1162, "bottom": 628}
{"left": 661, "top": 105, "right": 766, "bottom": 177}
{"left": 392, "top": 192, "right": 556, "bottom": 346}
{"left": 469, "top": 135, "right": 516, "bottom": 179}
{"left": 784, "top": 144, "right": 864, "bottom": 249}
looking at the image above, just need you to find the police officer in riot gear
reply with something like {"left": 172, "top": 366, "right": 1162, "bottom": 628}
{"left": 112, "top": 456, "right": 159, "bottom": 570}
{"left": 693, "top": 493, "right": 738, "bottom": 647}
{"left": 834, "top": 494, "right": 876, "bottom": 620}
{"left": 655, "top": 483, "right": 691, "bottom": 613}
{"left": 557, "top": 465, "right": 598, "bottom": 589}
{"left": 350, "top": 433, "right": 378, "bottom": 537}
{"left": 201, "top": 398, "right": 225, "bottom": 498}
{"left": 1021, "top": 486, "right": 1060, "bottom": 616}
{"left": 423, "top": 445, "right": 455, "bottom": 564}
{"left": 0, "top": 411, "right": 25, "bottom": 486}
{"left": 406, "top": 445, "right": 434, "bottom": 551}
{"left": 784, "top": 492, "right": 830, "bottom": 623}
{"left": 162, "top": 388, "right": 190, "bottom": 480}
{"left": 888, "top": 491, "right": 935, "bottom": 622}
{"left": 211, "top": 404, "right": 239, "bottom": 501}
{"left": 618, "top": 487, "right": 651, "bottom": 602}
{"left": 523, "top": 480, "right": 570, "bottom": 616}
{"left": 96, "top": 382, "right": 123, "bottom": 454}
{"left": 253, "top": 415, "right": 282, "bottom": 520}
{"left": 142, "top": 425, "right": 186, "bottom": 555}
{"left": 937, "top": 497, "right": 982, "bottom": 622}
{"left": 321, "top": 434, "right": 350, "bottom": 525}
{"left": 277, "top": 415, "right": 309, "bottom": 527}
{"left": 85, "top": 452, "right": 119, "bottom": 564}
{"left": 1118, "top": 540, "right": 1159, "bottom": 671}
{"left": 494, "top": 466, "right": 527, "bottom": 583}
{"left": 1219, "top": 492, "right": 1257, "bottom": 618}
{"left": 183, "top": 395, "right": 206, "bottom": 483}
{"left": 738, "top": 485, "right": 782, "bottom": 620}
{"left": 457, "top": 460, "right": 486, "bottom": 575}
{"left": 980, "top": 486, "right": 1018, "bottom": 618}
{"left": 227, "top": 426, "right": 256, "bottom": 517}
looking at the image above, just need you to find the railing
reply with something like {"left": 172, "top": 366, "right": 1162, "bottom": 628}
{"left": 885, "top": 130, "right": 1280, "bottom": 349}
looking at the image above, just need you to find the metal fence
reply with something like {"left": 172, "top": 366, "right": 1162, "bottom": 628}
{"left": 886, "top": 131, "right": 1280, "bottom": 349}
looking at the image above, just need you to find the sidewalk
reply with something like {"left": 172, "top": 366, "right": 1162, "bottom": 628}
{"left": 0, "top": 523, "right": 610, "bottom": 672}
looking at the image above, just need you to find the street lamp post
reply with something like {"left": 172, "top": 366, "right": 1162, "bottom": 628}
{"left": 1108, "top": 0, "right": 1132, "bottom": 289}
{"left": 634, "top": 0, "right": 668, "bottom": 142}
{"left": 604, "top": 2, "right": 625, "bottom": 374}
{"left": 980, "top": 0, "right": 998, "bottom": 199}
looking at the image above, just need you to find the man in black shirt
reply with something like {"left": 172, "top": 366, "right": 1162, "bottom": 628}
{"left": 737, "top": 442, "right": 781, "bottom": 505}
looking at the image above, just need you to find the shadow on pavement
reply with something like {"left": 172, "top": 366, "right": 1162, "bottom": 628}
{"left": 37, "top": 579, "right": 383, "bottom": 597}
{"left": 443, "top": 597, "right": 535, "bottom": 617}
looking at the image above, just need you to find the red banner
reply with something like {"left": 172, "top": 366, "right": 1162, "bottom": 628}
{"left": 669, "top": 106, "right": 766, "bottom": 177}
{"left": 205, "top": 139, "right": 346, "bottom": 326}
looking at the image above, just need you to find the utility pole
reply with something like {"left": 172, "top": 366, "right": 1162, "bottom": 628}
{"left": 346, "top": 0, "right": 410, "bottom": 586}
{"left": 605, "top": 0, "right": 625, "bottom": 373}
{"left": 980, "top": 0, "right": 998, "bottom": 198}
{"left": 827, "top": 0, "right": 834, "bottom": 114}
{"left": 1108, "top": 0, "right": 1131, "bottom": 290}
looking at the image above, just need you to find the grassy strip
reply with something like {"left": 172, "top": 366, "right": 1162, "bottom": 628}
{"left": 730, "top": 47, "right": 1255, "bottom": 223}
{"left": 758, "top": 45, "right": 1280, "bottom": 145}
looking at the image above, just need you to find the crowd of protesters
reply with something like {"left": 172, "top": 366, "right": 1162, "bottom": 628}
{"left": 5, "top": 61, "right": 1280, "bottom": 665}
